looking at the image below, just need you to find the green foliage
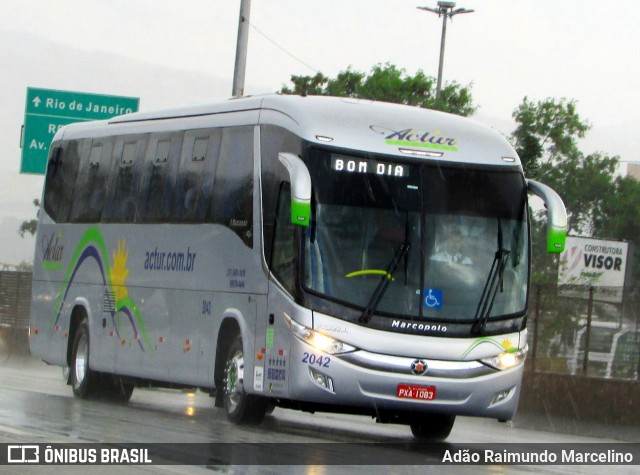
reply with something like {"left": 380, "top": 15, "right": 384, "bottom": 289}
{"left": 280, "top": 63, "right": 476, "bottom": 117}
{"left": 597, "top": 175, "right": 640, "bottom": 283}
{"left": 598, "top": 175, "right": 640, "bottom": 241}
{"left": 281, "top": 72, "right": 329, "bottom": 97}
{"left": 18, "top": 220, "right": 37, "bottom": 238}
{"left": 512, "top": 97, "right": 638, "bottom": 285}
{"left": 540, "top": 151, "right": 618, "bottom": 235}
{"left": 16, "top": 261, "right": 33, "bottom": 272}
{"left": 511, "top": 97, "right": 590, "bottom": 178}
{"left": 18, "top": 199, "right": 40, "bottom": 238}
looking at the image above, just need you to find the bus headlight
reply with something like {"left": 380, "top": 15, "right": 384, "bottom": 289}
{"left": 480, "top": 345, "right": 527, "bottom": 371}
{"left": 284, "top": 314, "right": 356, "bottom": 355}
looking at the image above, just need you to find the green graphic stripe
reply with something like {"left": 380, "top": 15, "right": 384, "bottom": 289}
{"left": 49, "top": 227, "right": 111, "bottom": 331}
{"left": 460, "top": 337, "right": 509, "bottom": 359}
{"left": 345, "top": 269, "right": 393, "bottom": 280}
{"left": 116, "top": 297, "right": 153, "bottom": 352}
{"left": 42, "top": 261, "right": 62, "bottom": 272}
{"left": 47, "top": 227, "right": 153, "bottom": 354}
{"left": 385, "top": 139, "right": 458, "bottom": 152}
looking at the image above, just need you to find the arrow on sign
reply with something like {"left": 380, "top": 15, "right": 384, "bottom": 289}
{"left": 32, "top": 97, "right": 41, "bottom": 108}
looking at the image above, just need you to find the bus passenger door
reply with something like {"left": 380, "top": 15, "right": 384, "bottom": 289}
{"left": 262, "top": 185, "right": 298, "bottom": 399}
{"left": 263, "top": 281, "right": 294, "bottom": 399}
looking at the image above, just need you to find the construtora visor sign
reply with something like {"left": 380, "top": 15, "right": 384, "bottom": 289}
{"left": 558, "top": 236, "right": 629, "bottom": 303}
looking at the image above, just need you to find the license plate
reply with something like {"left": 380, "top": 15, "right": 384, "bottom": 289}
{"left": 397, "top": 384, "right": 436, "bottom": 401}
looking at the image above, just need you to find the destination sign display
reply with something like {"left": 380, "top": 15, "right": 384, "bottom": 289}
{"left": 331, "top": 155, "right": 409, "bottom": 177}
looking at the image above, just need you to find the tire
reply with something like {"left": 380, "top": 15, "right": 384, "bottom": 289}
{"left": 102, "top": 374, "right": 135, "bottom": 403}
{"left": 223, "top": 336, "right": 267, "bottom": 425}
{"left": 264, "top": 400, "right": 276, "bottom": 415}
{"left": 410, "top": 414, "right": 456, "bottom": 441}
{"left": 70, "top": 318, "right": 98, "bottom": 399}
{"left": 70, "top": 317, "right": 134, "bottom": 402}
{"left": 117, "top": 382, "right": 134, "bottom": 402}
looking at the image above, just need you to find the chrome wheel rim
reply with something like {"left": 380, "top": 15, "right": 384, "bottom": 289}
{"left": 224, "top": 349, "right": 244, "bottom": 412}
{"left": 74, "top": 333, "right": 88, "bottom": 386}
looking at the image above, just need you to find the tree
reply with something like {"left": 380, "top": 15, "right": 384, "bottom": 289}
{"left": 597, "top": 175, "right": 640, "bottom": 241}
{"left": 19, "top": 199, "right": 40, "bottom": 238}
{"left": 512, "top": 97, "right": 639, "bottom": 286}
{"left": 16, "top": 261, "right": 33, "bottom": 272}
{"left": 540, "top": 151, "right": 617, "bottom": 236}
{"left": 511, "top": 97, "right": 590, "bottom": 178}
{"left": 596, "top": 175, "right": 640, "bottom": 284}
{"left": 280, "top": 63, "right": 476, "bottom": 117}
{"left": 511, "top": 98, "right": 639, "bottom": 367}
{"left": 511, "top": 97, "right": 619, "bottom": 234}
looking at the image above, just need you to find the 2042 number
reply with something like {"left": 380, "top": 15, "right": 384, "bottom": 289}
{"left": 302, "top": 352, "right": 330, "bottom": 368}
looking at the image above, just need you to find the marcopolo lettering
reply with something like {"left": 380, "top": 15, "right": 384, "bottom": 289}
{"left": 391, "top": 319, "right": 447, "bottom": 333}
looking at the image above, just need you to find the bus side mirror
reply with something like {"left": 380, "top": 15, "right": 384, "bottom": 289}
{"left": 527, "top": 179, "right": 567, "bottom": 253}
{"left": 278, "top": 153, "right": 311, "bottom": 227}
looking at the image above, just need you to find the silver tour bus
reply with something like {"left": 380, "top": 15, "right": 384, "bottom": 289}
{"left": 30, "top": 94, "right": 567, "bottom": 440}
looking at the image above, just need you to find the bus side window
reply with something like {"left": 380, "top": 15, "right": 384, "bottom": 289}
{"left": 172, "top": 129, "right": 220, "bottom": 223}
{"left": 139, "top": 133, "right": 182, "bottom": 223}
{"left": 209, "top": 127, "right": 254, "bottom": 248}
{"left": 102, "top": 135, "right": 147, "bottom": 223}
{"left": 43, "top": 140, "right": 81, "bottom": 223}
{"left": 69, "top": 139, "right": 113, "bottom": 222}
{"left": 271, "top": 183, "right": 297, "bottom": 294}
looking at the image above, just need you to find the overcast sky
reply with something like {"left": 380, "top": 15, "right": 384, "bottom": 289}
{"left": 1, "top": 0, "right": 639, "bottom": 265}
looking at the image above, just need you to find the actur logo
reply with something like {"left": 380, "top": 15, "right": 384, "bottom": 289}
{"left": 370, "top": 125, "right": 458, "bottom": 151}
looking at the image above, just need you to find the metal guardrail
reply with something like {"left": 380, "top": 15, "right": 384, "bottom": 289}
{"left": 0, "top": 271, "right": 32, "bottom": 329}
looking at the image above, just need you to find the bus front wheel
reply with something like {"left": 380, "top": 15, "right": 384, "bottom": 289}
{"left": 410, "top": 414, "right": 455, "bottom": 441}
{"left": 223, "top": 336, "right": 267, "bottom": 425}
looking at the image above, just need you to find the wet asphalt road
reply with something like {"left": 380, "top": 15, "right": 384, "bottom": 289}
{"left": 0, "top": 346, "right": 637, "bottom": 474}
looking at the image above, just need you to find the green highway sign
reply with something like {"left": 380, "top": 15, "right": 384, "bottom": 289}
{"left": 21, "top": 87, "right": 139, "bottom": 174}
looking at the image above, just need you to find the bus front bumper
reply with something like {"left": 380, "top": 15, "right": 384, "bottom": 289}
{"left": 283, "top": 338, "right": 524, "bottom": 421}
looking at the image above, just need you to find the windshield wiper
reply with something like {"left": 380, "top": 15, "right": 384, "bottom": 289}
{"left": 472, "top": 220, "right": 510, "bottom": 335}
{"left": 359, "top": 242, "right": 410, "bottom": 324}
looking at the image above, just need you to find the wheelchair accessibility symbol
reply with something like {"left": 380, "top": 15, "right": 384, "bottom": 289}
{"left": 424, "top": 288, "right": 443, "bottom": 310}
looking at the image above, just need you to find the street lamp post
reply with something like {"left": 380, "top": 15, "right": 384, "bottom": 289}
{"left": 417, "top": 1, "right": 474, "bottom": 99}
{"left": 232, "top": 0, "right": 252, "bottom": 97}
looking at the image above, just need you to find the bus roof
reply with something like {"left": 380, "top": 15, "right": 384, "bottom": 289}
{"left": 58, "top": 94, "right": 521, "bottom": 168}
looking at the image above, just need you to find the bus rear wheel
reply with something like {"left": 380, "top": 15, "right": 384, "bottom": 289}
{"left": 70, "top": 318, "right": 99, "bottom": 399}
{"left": 102, "top": 374, "right": 135, "bottom": 402}
{"left": 410, "top": 414, "right": 455, "bottom": 441}
{"left": 70, "top": 317, "right": 134, "bottom": 402}
{"left": 223, "top": 336, "right": 267, "bottom": 425}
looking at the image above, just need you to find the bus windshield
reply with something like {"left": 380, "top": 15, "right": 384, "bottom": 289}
{"left": 302, "top": 149, "right": 529, "bottom": 323}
